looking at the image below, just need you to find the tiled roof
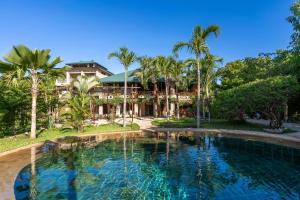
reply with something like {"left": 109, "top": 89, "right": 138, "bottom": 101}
{"left": 65, "top": 60, "right": 113, "bottom": 75}
{"left": 100, "top": 70, "right": 165, "bottom": 83}
{"left": 100, "top": 70, "right": 140, "bottom": 83}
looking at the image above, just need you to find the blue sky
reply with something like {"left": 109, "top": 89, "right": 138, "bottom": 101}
{"left": 0, "top": 0, "right": 294, "bottom": 73}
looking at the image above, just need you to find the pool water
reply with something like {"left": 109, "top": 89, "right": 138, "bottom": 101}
{"left": 14, "top": 134, "right": 300, "bottom": 200}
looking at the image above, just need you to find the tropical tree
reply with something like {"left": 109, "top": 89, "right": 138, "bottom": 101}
{"left": 0, "top": 45, "right": 62, "bottom": 138}
{"left": 108, "top": 47, "right": 137, "bottom": 127}
{"left": 173, "top": 25, "right": 220, "bottom": 128}
{"left": 39, "top": 67, "right": 67, "bottom": 128}
{"left": 201, "top": 54, "right": 223, "bottom": 121}
{"left": 135, "top": 56, "right": 161, "bottom": 117}
{"left": 287, "top": 0, "right": 300, "bottom": 52}
{"left": 154, "top": 56, "right": 172, "bottom": 119}
{"left": 65, "top": 76, "right": 98, "bottom": 132}
{"left": 170, "top": 60, "right": 187, "bottom": 120}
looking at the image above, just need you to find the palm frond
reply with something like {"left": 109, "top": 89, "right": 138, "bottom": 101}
{"left": 202, "top": 25, "right": 220, "bottom": 39}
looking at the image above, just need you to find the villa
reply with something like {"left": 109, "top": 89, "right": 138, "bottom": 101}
{"left": 56, "top": 60, "right": 195, "bottom": 118}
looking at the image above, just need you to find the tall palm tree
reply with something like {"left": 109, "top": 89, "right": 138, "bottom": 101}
{"left": 108, "top": 47, "right": 136, "bottom": 127}
{"left": 154, "top": 56, "right": 172, "bottom": 119}
{"left": 134, "top": 57, "right": 151, "bottom": 90}
{"left": 201, "top": 55, "right": 223, "bottom": 121}
{"left": 0, "top": 45, "right": 62, "bottom": 138}
{"left": 134, "top": 56, "right": 161, "bottom": 117}
{"left": 170, "top": 60, "right": 187, "bottom": 120}
{"left": 173, "top": 25, "right": 220, "bottom": 128}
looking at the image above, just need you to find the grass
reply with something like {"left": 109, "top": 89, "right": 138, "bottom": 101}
{"left": 152, "top": 118, "right": 295, "bottom": 132}
{"left": 0, "top": 123, "right": 139, "bottom": 153}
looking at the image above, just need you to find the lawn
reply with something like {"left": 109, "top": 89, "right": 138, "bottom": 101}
{"left": 152, "top": 118, "right": 294, "bottom": 132}
{"left": 0, "top": 123, "right": 139, "bottom": 153}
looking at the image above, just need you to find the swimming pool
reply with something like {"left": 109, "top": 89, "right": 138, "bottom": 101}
{"left": 14, "top": 133, "right": 300, "bottom": 199}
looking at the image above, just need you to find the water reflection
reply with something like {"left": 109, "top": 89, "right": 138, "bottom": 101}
{"left": 14, "top": 133, "right": 300, "bottom": 200}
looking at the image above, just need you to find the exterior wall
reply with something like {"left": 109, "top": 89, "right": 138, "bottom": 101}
{"left": 56, "top": 63, "right": 194, "bottom": 119}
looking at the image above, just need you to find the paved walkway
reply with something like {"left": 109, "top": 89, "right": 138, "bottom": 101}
{"left": 114, "top": 117, "right": 155, "bottom": 129}
{"left": 246, "top": 118, "right": 300, "bottom": 139}
{"left": 246, "top": 119, "right": 300, "bottom": 131}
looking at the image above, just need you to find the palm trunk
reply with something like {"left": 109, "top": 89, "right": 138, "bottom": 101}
{"left": 176, "top": 86, "right": 180, "bottom": 120}
{"left": 31, "top": 73, "right": 38, "bottom": 139}
{"left": 202, "top": 98, "right": 205, "bottom": 120}
{"left": 153, "top": 83, "right": 159, "bottom": 117}
{"left": 284, "top": 103, "right": 288, "bottom": 122}
{"left": 123, "top": 69, "right": 128, "bottom": 127}
{"left": 165, "top": 76, "right": 169, "bottom": 120}
{"left": 196, "top": 57, "right": 201, "bottom": 128}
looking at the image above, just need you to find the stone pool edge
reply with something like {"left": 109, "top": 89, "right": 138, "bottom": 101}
{"left": 1, "top": 128, "right": 300, "bottom": 158}
{"left": 145, "top": 127, "right": 300, "bottom": 149}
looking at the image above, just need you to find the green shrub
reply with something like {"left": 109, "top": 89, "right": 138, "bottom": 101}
{"left": 213, "top": 76, "right": 299, "bottom": 128}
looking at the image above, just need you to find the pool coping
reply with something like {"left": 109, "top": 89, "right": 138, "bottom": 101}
{"left": 145, "top": 127, "right": 300, "bottom": 149}
{"left": 1, "top": 128, "right": 300, "bottom": 158}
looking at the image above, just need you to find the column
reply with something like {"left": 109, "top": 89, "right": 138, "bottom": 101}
{"left": 98, "top": 105, "right": 103, "bottom": 117}
{"left": 116, "top": 104, "right": 121, "bottom": 117}
{"left": 66, "top": 72, "right": 70, "bottom": 84}
{"left": 134, "top": 103, "right": 139, "bottom": 117}
{"left": 170, "top": 103, "right": 175, "bottom": 116}
{"left": 141, "top": 103, "right": 145, "bottom": 116}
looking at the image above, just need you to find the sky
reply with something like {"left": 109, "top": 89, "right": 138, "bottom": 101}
{"left": 0, "top": 0, "right": 295, "bottom": 74}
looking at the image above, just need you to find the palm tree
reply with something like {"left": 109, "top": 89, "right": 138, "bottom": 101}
{"left": 0, "top": 45, "right": 62, "bottom": 138}
{"left": 170, "top": 60, "right": 187, "bottom": 120}
{"left": 173, "top": 25, "right": 220, "bottom": 128}
{"left": 73, "top": 76, "right": 98, "bottom": 96}
{"left": 108, "top": 47, "right": 137, "bottom": 127}
{"left": 40, "top": 67, "right": 67, "bottom": 128}
{"left": 66, "top": 76, "right": 98, "bottom": 132}
{"left": 154, "top": 56, "right": 172, "bottom": 119}
{"left": 201, "top": 55, "right": 223, "bottom": 121}
{"left": 134, "top": 56, "right": 161, "bottom": 117}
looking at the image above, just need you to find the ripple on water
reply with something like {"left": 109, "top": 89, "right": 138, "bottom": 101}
{"left": 14, "top": 135, "right": 300, "bottom": 200}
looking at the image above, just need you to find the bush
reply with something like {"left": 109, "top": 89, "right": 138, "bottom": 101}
{"left": 213, "top": 76, "right": 299, "bottom": 128}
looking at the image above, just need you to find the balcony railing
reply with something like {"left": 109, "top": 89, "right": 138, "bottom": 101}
{"left": 92, "top": 91, "right": 195, "bottom": 101}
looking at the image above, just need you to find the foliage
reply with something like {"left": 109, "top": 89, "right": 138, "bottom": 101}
{"left": 213, "top": 76, "right": 299, "bottom": 128}
{"left": 134, "top": 56, "right": 161, "bottom": 117}
{"left": 173, "top": 25, "right": 220, "bottom": 127}
{"left": 219, "top": 51, "right": 300, "bottom": 90}
{"left": 287, "top": 0, "right": 300, "bottom": 52}
{"left": 64, "top": 76, "right": 98, "bottom": 132}
{"left": 0, "top": 45, "right": 62, "bottom": 138}
{"left": 0, "top": 80, "right": 31, "bottom": 136}
{"left": 108, "top": 47, "right": 137, "bottom": 126}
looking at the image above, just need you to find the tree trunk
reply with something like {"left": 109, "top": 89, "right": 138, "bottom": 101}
{"left": 202, "top": 98, "right": 205, "bottom": 120}
{"left": 123, "top": 69, "right": 127, "bottom": 127}
{"left": 196, "top": 57, "right": 201, "bottom": 128}
{"left": 165, "top": 76, "right": 169, "bottom": 120}
{"left": 284, "top": 103, "right": 288, "bottom": 122}
{"left": 30, "top": 73, "right": 38, "bottom": 139}
{"left": 176, "top": 87, "right": 180, "bottom": 120}
{"left": 153, "top": 83, "right": 159, "bottom": 117}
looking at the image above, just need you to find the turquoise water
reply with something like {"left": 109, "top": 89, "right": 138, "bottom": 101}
{"left": 14, "top": 134, "right": 300, "bottom": 200}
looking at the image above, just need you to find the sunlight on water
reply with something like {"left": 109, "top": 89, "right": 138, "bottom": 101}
{"left": 14, "top": 134, "right": 300, "bottom": 200}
